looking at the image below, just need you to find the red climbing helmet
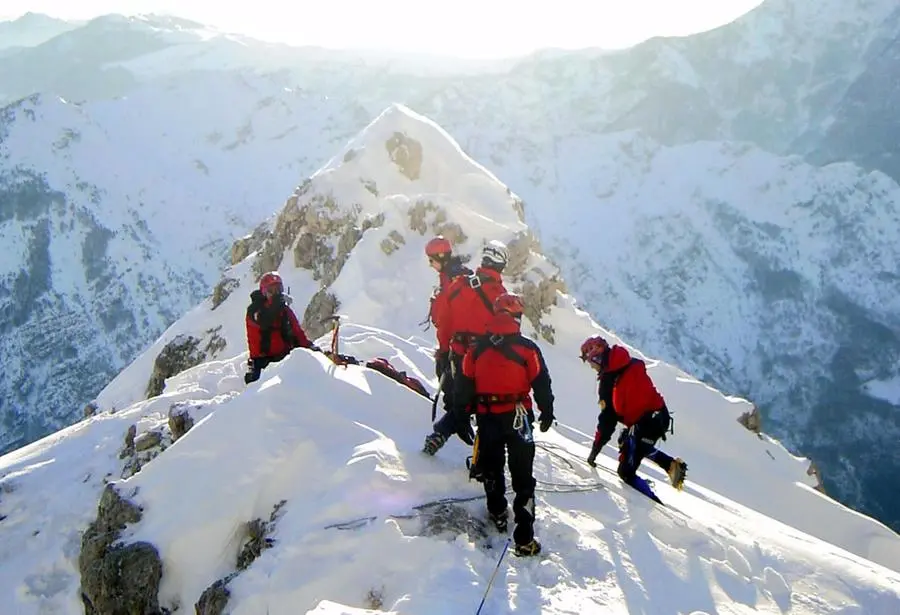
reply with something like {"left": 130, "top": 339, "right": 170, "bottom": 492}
{"left": 259, "top": 271, "right": 284, "bottom": 296}
{"left": 425, "top": 235, "right": 452, "bottom": 259}
{"left": 580, "top": 335, "right": 609, "bottom": 364}
{"left": 494, "top": 292, "right": 525, "bottom": 317}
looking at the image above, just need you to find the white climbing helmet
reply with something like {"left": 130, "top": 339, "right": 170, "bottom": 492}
{"left": 481, "top": 239, "right": 509, "bottom": 270}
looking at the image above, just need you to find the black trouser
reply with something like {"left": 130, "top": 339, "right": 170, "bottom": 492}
{"left": 476, "top": 411, "right": 537, "bottom": 545}
{"left": 617, "top": 410, "right": 673, "bottom": 483}
{"left": 433, "top": 352, "right": 464, "bottom": 437}
{"left": 245, "top": 353, "right": 288, "bottom": 384}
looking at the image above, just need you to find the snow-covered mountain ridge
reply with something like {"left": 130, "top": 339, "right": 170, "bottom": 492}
{"left": 2, "top": 102, "right": 899, "bottom": 615}
{"left": 2, "top": 0, "right": 899, "bottom": 530}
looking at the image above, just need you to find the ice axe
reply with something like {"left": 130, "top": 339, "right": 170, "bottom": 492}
{"left": 320, "top": 314, "right": 347, "bottom": 366}
{"left": 431, "top": 371, "right": 446, "bottom": 422}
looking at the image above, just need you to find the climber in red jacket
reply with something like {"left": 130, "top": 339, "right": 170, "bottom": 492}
{"left": 244, "top": 271, "right": 316, "bottom": 384}
{"left": 580, "top": 336, "right": 687, "bottom": 501}
{"left": 424, "top": 240, "right": 509, "bottom": 454}
{"left": 452, "top": 292, "right": 554, "bottom": 557}
{"left": 424, "top": 235, "right": 472, "bottom": 382}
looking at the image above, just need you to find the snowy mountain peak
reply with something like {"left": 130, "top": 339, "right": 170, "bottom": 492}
{"left": 313, "top": 102, "right": 525, "bottom": 224}
{"left": 2, "top": 104, "right": 900, "bottom": 613}
{"left": 0, "top": 12, "right": 79, "bottom": 51}
{"left": 227, "top": 101, "right": 547, "bottom": 343}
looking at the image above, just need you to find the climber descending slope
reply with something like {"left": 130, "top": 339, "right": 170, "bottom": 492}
{"left": 580, "top": 336, "right": 688, "bottom": 503}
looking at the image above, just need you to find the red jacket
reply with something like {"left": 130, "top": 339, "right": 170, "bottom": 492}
{"left": 433, "top": 267, "right": 506, "bottom": 355}
{"left": 246, "top": 293, "right": 311, "bottom": 359}
{"left": 428, "top": 259, "right": 472, "bottom": 333}
{"left": 457, "top": 313, "right": 555, "bottom": 415}
{"left": 606, "top": 345, "right": 665, "bottom": 426}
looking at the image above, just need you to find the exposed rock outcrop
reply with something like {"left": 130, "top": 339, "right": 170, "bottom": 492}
{"left": 807, "top": 462, "right": 827, "bottom": 494}
{"left": 79, "top": 484, "right": 163, "bottom": 615}
{"left": 195, "top": 500, "right": 288, "bottom": 615}
{"left": 211, "top": 277, "right": 240, "bottom": 310}
{"left": 385, "top": 131, "right": 423, "bottom": 180}
{"left": 168, "top": 403, "right": 195, "bottom": 441}
{"left": 738, "top": 405, "right": 763, "bottom": 434}
{"left": 145, "top": 334, "right": 205, "bottom": 399}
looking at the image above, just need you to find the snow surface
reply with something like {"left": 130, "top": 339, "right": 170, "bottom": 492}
{"left": 2, "top": 102, "right": 900, "bottom": 614}
{"left": 863, "top": 376, "right": 900, "bottom": 406}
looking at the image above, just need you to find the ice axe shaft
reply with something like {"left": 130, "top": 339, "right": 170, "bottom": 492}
{"left": 431, "top": 371, "right": 446, "bottom": 422}
{"left": 320, "top": 314, "right": 346, "bottom": 366}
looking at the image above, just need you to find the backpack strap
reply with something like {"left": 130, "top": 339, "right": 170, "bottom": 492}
{"left": 249, "top": 300, "right": 295, "bottom": 355}
{"left": 471, "top": 334, "right": 527, "bottom": 367}
{"left": 467, "top": 273, "right": 496, "bottom": 314}
{"left": 280, "top": 308, "right": 298, "bottom": 348}
{"left": 448, "top": 273, "right": 496, "bottom": 315}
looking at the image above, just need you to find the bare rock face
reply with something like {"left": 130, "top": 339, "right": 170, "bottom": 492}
{"left": 380, "top": 230, "right": 406, "bottom": 255}
{"left": 230, "top": 225, "right": 271, "bottom": 266}
{"left": 303, "top": 291, "right": 341, "bottom": 340}
{"left": 407, "top": 200, "right": 467, "bottom": 247}
{"left": 196, "top": 579, "right": 231, "bottom": 615}
{"left": 145, "top": 334, "right": 206, "bottom": 399}
{"left": 79, "top": 484, "right": 163, "bottom": 615}
{"left": 119, "top": 425, "right": 172, "bottom": 479}
{"left": 385, "top": 131, "right": 423, "bottom": 180}
{"left": 211, "top": 277, "right": 240, "bottom": 310}
{"left": 168, "top": 403, "right": 195, "bottom": 441}
{"left": 83, "top": 401, "right": 98, "bottom": 418}
{"left": 238, "top": 183, "right": 386, "bottom": 338}
{"left": 738, "top": 405, "right": 763, "bottom": 434}
{"left": 195, "top": 500, "right": 287, "bottom": 615}
{"left": 520, "top": 275, "right": 567, "bottom": 344}
{"left": 807, "top": 461, "right": 827, "bottom": 493}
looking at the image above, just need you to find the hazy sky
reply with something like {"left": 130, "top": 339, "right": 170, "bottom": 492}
{"left": 1, "top": 0, "right": 765, "bottom": 58}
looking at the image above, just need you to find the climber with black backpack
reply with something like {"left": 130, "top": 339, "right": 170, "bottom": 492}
{"left": 423, "top": 240, "right": 509, "bottom": 455}
{"left": 244, "top": 271, "right": 318, "bottom": 384}
{"left": 452, "top": 292, "right": 554, "bottom": 557}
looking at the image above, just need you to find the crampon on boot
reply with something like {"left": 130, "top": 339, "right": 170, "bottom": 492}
{"left": 422, "top": 432, "right": 447, "bottom": 456}
{"left": 668, "top": 457, "right": 688, "bottom": 490}
{"left": 489, "top": 510, "right": 508, "bottom": 533}
{"left": 514, "top": 539, "right": 542, "bottom": 557}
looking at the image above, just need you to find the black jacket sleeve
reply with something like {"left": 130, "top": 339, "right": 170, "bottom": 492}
{"left": 530, "top": 347, "right": 555, "bottom": 418}
{"left": 454, "top": 371, "right": 476, "bottom": 415}
{"left": 595, "top": 403, "right": 618, "bottom": 449}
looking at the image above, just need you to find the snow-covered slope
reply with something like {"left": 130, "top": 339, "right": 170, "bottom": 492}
{"left": 1, "top": 104, "right": 899, "bottom": 614}
{"left": 482, "top": 131, "right": 900, "bottom": 528}
{"left": 4, "top": 0, "right": 900, "bottom": 539}
{"left": 0, "top": 74, "right": 356, "bottom": 452}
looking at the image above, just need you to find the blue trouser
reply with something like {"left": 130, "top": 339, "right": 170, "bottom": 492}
{"left": 433, "top": 352, "right": 464, "bottom": 437}
{"left": 617, "top": 412, "right": 674, "bottom": 501}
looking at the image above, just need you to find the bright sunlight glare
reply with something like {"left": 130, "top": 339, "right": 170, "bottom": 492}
{"left": 1, "top": 0, "right": 765, "bottom": 58}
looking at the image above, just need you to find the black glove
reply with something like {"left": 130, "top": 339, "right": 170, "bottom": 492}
{"left": 456, "top": 419, "right": 475, "bottom": 446}
{"left": 538, "top": 410, "right": 554, "bottom": 433}
{"left": 435, "top": 351, "right": 450, "bottom": 380}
